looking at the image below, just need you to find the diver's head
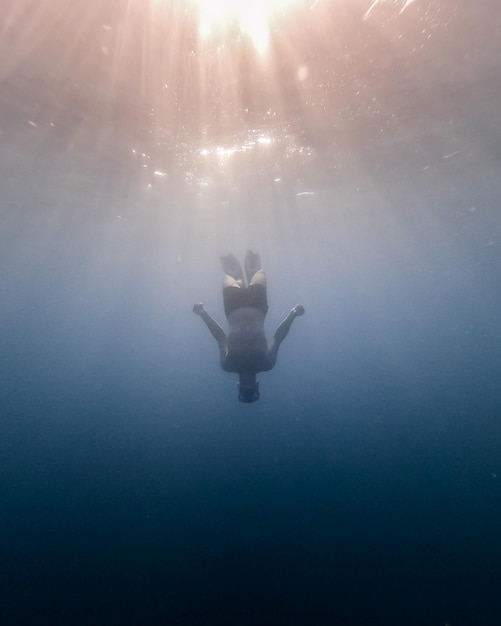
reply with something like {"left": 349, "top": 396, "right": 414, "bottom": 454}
{"left": 238, "top": 372, "right": 260, "bottom": 403}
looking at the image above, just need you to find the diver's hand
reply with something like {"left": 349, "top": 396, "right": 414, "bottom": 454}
{"left": 291, "top": 305, "right": 305, "bottom": 317}
{"left": 193, "top": 303, "right": 206, "bottom": 316}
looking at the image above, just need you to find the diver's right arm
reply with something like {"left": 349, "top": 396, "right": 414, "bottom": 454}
{"left": 193, "top": 303, "right": 227, "bottom": 359}
{"left": 268, "top": 304, "right": 305, "bottom": 366}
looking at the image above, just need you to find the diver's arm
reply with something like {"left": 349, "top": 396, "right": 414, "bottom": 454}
{"left": 193, "top": 303, "right": 227, "bottom": 358}
{"left": 268, "top": 305, "right": 305, "bottom": 365}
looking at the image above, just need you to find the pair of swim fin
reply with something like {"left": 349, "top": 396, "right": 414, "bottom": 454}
{"left": 221, "top": 250, "right": 261, "bottom": 286}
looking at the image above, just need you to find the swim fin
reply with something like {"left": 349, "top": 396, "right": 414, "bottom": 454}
{"left": 220, "top": 253, "right": 245, "bottom": 284}
{"left": 244, "top": 250, "right": 262, "bottom": 284}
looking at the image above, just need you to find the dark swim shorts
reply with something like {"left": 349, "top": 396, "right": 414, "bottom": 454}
{"left": 223, "top": 284, "right": 268, "bottom": 317}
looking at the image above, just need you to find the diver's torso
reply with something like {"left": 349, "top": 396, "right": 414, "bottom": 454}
{"left": 222, "top": 307, "right": 272, "bottom": 373}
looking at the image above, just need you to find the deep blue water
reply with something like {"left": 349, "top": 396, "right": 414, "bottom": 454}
{"left": 1, "top": 1, "right": 501, "bottom": 624}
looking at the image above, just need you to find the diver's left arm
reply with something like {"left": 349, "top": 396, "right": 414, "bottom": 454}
{"left": 268, "top": 305, "right": 305, "bottom": 365}
{"left": 193, "top": 303, "right": 227, "bottom": 360}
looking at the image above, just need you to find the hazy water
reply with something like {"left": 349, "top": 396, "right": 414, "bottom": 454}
{"left": 1, "top": 1, "right": 501, "bottom": 624}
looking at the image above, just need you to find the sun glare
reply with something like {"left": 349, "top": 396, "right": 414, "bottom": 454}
{"left": 192, "top": 0, "right": 298, "bottom": 54}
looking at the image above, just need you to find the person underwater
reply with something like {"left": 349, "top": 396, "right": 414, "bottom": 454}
{"left": 193, "top": 250, "right": 305, "bottom": 402}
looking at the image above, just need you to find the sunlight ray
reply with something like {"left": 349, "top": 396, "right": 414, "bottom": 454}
{"left": 190, "top": 0, "right": 300, "bottom": 54}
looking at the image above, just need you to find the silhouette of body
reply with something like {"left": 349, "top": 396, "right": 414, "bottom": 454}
{"left": 193, "top": 251, "right": 305, "bottom": 402}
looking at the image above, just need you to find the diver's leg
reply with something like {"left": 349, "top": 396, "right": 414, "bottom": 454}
{"left": 244, "top": 250, "right": 262, "bottom": 285}
{"left": 248, "top": 269, "right": 268, "bottom": 315}
{"left": 249, "top": 269, "right": 266, "bottom": 287}
{"left": 222, "top": 278, "right": 243, "bottom": 318}
{"left": 223, "top": 275, "right": 242, "bottom": 289}
{"left": 221, "top": 253, "right": 245, "bottom": 284}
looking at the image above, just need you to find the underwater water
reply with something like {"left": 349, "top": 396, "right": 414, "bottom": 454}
{"left": 1, "top": 1, "right": 501, "bottom": 624}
